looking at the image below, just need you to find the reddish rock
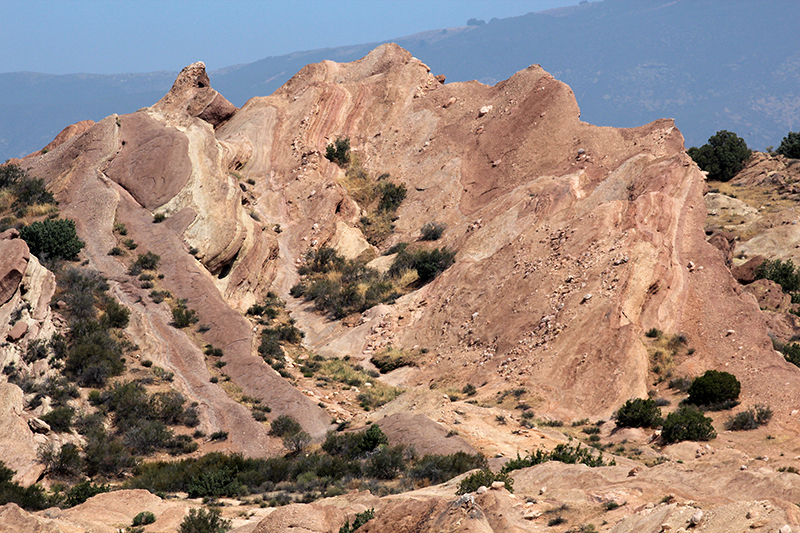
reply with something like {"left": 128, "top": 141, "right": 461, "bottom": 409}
{"left": 0, "top": 237, "right": 29, "bottom": 305}
{"left": 732, "top": 255, "right": 766, "bottom": 284}
{"left": 7, "top": 321, "right": 27, "bottom": 341}
{"left": 708, "top": 231, "right": 736, "bottom": 267}
{"left": 104, "top": 112, "right": 192, "bottom": 209}
{"left": 744, "top": 279, "right": 792, "bottom": 312}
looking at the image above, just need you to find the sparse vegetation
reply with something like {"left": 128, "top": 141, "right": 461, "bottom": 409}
{"left": 339, "top": 508, "right": 374, "bottom": 533}
{"left": 456, "top": 468, "right": 514, "bottom": 494}
{"left": 724, "top": 404, "right": 773, "bottom": 431}
{"left": 420, "top": 221, "right": 447, "bottom": 241}
{"left": 325, "top": 137, "right": 351, "bottom": 167}
{"left": 501, "top": 442, "right": 614, "bottom": 474}
{"left": 291, "top": 245, "right": 453, "bottom": 319}
{"left": 172, "top": 299, "right": 199, "bottom": 328}
{"left": 179, "top": 507, "right": 231, "bottom": 533}
{"left": 370, "top": 346, "right": 416, "bottom": 373}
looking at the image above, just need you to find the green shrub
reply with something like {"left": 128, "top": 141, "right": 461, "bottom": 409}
{"left": 456, "top": 468, "right": 514, "bottom": 495}
{"left": 365, "top": 445, "right": 407, "bottom": 479}
{"left": 132, "top": 511, "right": 157, "bottom": 526}
{"left": 153, "top": 213, "right": 166, "bottom": 223}
{"left": 0, "top": 461, "right": 48, "bottom": 510}
{"left": 0, "top": 164, "right": 26, "bottom": 189}
{"left": 409, "top": 451, "right": 486, "bottom": 485}
{"left": 283, "top": 431, "right": 312, "bottom": 454}
{"left": 325, "top": 137, "right": 351, "bottom": 167}
{"left": 687, "top": 370, "right": 741, "bottom": 407}
{"left": 64, "top": 481, "right": 109, "bottom": 507}
{"left": 172, "top": 300, "right": 199, "bottom": 328}
{"left": 13, "top": 176, "right": 55, "bottom": 208}
{"left": 501, "top": 442, "right": 612, "bottom": 474}
{"left": 724, "top": 404, "right": 773, "bottom": 431}
{"left": 41, "top": 406, "right": 74, "bottom": 433}
{"left": 179, "top": 507, "right": 231, "bottom": 533}
{"left": 269, "top": 415, "right": 302, "bottom": 438}
{"left": 339, "top": 508, "right": 374, "bottom": 533}
{"left": 645, "top": 328, "right": 662, "bottom": 338}
{"left": 20, "top": 218, "right": 84, "bottom": 261}
{"left": 389, "top": 247, "right": 455, "bottom": 284}
{"left": 777, "top": 131, "right": 800, "bottom": 159}
{"left": 100, "top": 298, "right": 130, "bottom": 329}
{"left": 462, "top": 383, "right": 477, "bottom": 397}
{"left": 755, "top": 258, "right": 800, "bottom": 295}
{"left": 687, "top": 130, "right": 752, "bottom": 182}
{"left": 615, "top": 398, "right": 662, "bottom": 428}
{"left": 420, "top": 221, "right": 446, "bottom": 241}
{"left": 661, "top": 406, "right": 716, "bottom": 443}
{"left": 370, "top": 347, "right": 414, "bottom": 373}
{"left": 377, "top": 181, "right": 407, "bottom": 213}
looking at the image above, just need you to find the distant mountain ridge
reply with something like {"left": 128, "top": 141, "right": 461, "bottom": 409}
{"left": 2, "top": 0, "right": 798, "bottom": 159}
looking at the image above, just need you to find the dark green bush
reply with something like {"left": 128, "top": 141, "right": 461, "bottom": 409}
{"left": 687, "top": 130, "right": 752, "bottom": 182}
{"left": 339, "top": 508, "right": 374, "bottom": 533}
{"left": 755, "top": 259, "right": 800, "bottom": 295}
{"left": 172, "top": 300, "right": 199, "bottom": 328}
{"left": 615, "top": 398, "right": 662, "bottom": 428}
{"left": 409, "top": 451, "right": 486, "bottom": 485}
{"left": 179, "top": 507, "right": 231, "bottom": 533}
{"left": 420, "top": 221, "right": 446, "bottom": 241}
{"left": 0, "top": 164, "right": 26, "bottom": 189}
{"left": 65, "top": 323, "right": 125, "bottom": 387}
{"left": 377, "top": 182, "right": 407, "bottom": 213}
{"left": 456, "top": 468, "right": 514, "bottom": 495}
{"left": 132, "top": 511, "right": 157, "bottom": 526}
{"left": 322, "top": 425, "right": 388, "bottom": 460}
{"left": 269, "top": 415, "right": 303, "bottom": 437}
{"left": 782, "top": 342, "right": 800, "bottom": 367}
{"left": 462, "top": 383, "right": 477, "bottom": 396}
{"left": 365, "top": 445, "right": 407, "bottom": 479}
{"left": 389, "top": 247, "right": 455, "bottom": 284}
{"left": 0, "top": 462, "right": 48, "bottom": 510}
{"left": 41, "top": 406, "right": 74, "bottom": 433}
{"left": 687, "top": 370, "right": 741, "bottom": 407}
{"left": 64, "top": 481, "right": 109, "bottom": 508}
{"left": 325, "top": 138, "right": 351, "bottom": 167}
{"left": 661, "top": 406, "right": 716, "bottom": 443}
{"left": 777, "top": 131, "right": 800, "bottom": 159}
{"left": 100, "top": 298, "right": 130, "bottom": 329}
{"left": 20, "top": 218, "right": 84, "bottom": 261}
{"left": 501, "top": 442, "right": 612, "bottom": 474}
{"left": 724, "top": 404, "right": 773, "bottom": 431}
{"left": 13, "top": 176, "right": 55, "bottom": 208}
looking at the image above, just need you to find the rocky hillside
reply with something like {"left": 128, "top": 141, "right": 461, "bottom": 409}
{"left": 3, "top": 44, "right": 800, "bottom": 532}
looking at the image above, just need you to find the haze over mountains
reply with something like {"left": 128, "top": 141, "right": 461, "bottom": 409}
{"left": 1, "top": 0, "right": 797, "bottom": 161}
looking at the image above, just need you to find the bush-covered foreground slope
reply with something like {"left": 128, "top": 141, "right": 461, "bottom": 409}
{"left": 3, "top": 45, "right": 800, "bottom": 531}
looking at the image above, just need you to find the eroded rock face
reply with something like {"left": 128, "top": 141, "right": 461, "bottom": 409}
{"left": 0, "top": 232, "right": 29, "bottom": 305}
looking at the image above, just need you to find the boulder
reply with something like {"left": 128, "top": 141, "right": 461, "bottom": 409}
{"left": 0, "top": 237, "right": 29, "bottom": 305}
{"left": 743, "top": 278, "right": 792, "bottom": 312}
{"left": 731, "top": 255, "right": 766, "bottom": 284}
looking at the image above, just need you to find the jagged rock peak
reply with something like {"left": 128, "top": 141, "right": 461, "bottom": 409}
{"left": 173, "top": 61, "right": 211, "bottom": 90}
{"left": 153, "top": 60, "right": 236, "bottom": 127}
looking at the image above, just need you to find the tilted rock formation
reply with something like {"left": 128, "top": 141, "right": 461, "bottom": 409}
{"left": 5, "top": 44, "right": 800, "bottom": 532}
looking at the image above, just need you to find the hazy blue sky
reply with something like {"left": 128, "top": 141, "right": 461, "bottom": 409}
{"left": 3, "top": 0, "right": 579, "bottom": 74}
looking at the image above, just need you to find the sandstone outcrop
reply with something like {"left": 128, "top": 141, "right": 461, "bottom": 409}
{"left": 5, "top": 43, "right": 800, "bottom": 532}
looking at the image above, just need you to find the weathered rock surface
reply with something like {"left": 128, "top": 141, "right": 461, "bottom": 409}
{"left": 5, "top": 44, "right": 800, "bottom": 533}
